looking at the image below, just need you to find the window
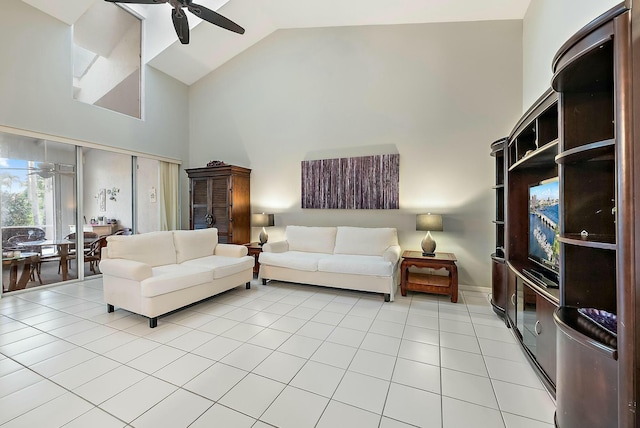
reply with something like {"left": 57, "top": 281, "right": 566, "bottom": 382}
{"left": 0, "top": 130, "right": 180, "bottom": 293}
{"left": 1, "top": 159, "right": 53, "bottom": 233}
{"left": 72, "top": 2, "right": 142, "bottom": 118}
{"left": 0, "top": 139, "right": 78, "bottom": 289}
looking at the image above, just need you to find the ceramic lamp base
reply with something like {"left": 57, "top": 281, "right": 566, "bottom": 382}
{"left": 421, "top": 231, "right": 436, "bottom": 256}
{"left": 259, "top": 228, "right": 268, "bottom": 245}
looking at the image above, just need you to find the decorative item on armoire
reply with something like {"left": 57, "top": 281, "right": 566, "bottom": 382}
{"left": 207, "top": 160, "right": 227, "bottom": 167}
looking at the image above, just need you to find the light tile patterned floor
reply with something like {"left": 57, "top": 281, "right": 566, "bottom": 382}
{"left": 0, "top": 278, "right": 556, "bottom": 427}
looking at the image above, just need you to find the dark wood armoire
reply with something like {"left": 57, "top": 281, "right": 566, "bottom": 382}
{"left": 185, "top": 164, "right": 251, "bottom": 244}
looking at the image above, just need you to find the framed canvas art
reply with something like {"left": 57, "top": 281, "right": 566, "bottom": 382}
{"left": 301, "top": 153, "right": 399, "bottom": 209}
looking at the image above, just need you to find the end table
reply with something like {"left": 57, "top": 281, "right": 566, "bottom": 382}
{"left": 400, "top": 251, "right": 458, "bottom": 302}
{"left": 244, "top": 242, "right": 262, "bottom": 276}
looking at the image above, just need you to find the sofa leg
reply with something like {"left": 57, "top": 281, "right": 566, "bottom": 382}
{"left": 107, "top": 304, "right": 114, "bottom": 313}
{"left": 262, "top": 279, "right": 267, "bottom": 285}
{"left": 246, "top": 282, "right": 251, "bottom": 289}
{"left": 384, "top": 294, "right": 391, "bottom": 302}
{"left": 149, "top": 317, "right": 158, "bottom": 328}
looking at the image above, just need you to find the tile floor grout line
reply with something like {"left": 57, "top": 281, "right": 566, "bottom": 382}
{"left": 0, "top": 280, "right": 556, "bottom": 427}
{"left": 0, "top": 350, "right": 130, "bottom": 428}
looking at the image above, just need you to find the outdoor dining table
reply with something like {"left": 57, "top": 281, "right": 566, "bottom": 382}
{"left": 18, "top": 239, "right": 74, "bottom": 281}
{"left": 2, "top": 251, "right": 40, "bottom": 292}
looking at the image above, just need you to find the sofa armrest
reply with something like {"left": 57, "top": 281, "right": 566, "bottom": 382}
{"left": 99, "top": 259, "right": 153, "bottom": 282}
{"left": 383, "top": 245, "right": 402, "bottom": 264}
{"left": 214, "top": 243, "right": 248, "bottom": 257}
{"left": 263, "top": 240, "right": 289, "bottom": 253}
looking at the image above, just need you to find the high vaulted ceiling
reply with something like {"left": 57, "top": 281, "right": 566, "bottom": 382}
{"left": 21, "top": 0, "right": 531, "bottom": 86}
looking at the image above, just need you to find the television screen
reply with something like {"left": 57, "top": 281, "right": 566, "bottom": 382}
{"left": 529, "top": 178, "right": 560, "bottom": 273}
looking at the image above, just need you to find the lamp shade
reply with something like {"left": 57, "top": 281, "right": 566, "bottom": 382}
{"left": 416, "top": 214, "right": 443, "bottom": 232}
{"left": 252, "top": 213, "right": 275, "bottom": 228}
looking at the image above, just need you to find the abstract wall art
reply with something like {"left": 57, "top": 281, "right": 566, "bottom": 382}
{"left": 301, "top": 153, "right": 399, "bottom": 209}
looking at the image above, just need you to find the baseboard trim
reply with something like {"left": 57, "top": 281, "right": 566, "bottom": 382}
{"left": 458, "top": 284, "right": 491, "bottom": 293}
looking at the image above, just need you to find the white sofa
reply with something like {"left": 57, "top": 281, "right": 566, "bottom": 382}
{"left": 259, "top": 226, "right": 401, "bottom": 301}
{"left": 100, "top": 228, "right": 254, "bottom": 327}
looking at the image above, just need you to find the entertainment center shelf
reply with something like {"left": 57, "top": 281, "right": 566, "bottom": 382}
{"left": 489, "top": 138, "right": 507, "bottom": 316}
{"left": 508, "top": 260, "right": 559, "bottom": 304}
{"left": 499, "top": 87, "right": 560, "bottom": 395}
{"left": 488, "top": 3, "right": 638, "bottom": 427}
{"left": 509, "top": 139, "right": 558, "bottom": 171}
{"left": 554, "top": 307, "right": 617, "bottom": 359}
{"left": 557, "top": 235, "right": 616, "bottom": 249}
{"left": 554, "top": 139, "right": 615, "bottom": 164}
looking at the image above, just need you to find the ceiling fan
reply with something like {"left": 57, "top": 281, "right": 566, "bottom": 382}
{"left": 28, "top": 163, "right": 75, "bottom": 179}
{"left": 1, "top": 163, "right": 75, "bottom": 179}
{"left": 0, "top": 141, "right": 75, "bottom": 179}
{"left": 104, "top": 0, "right": 245, "bottom": 44}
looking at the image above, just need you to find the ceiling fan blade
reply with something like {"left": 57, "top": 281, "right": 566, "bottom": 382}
{"left": 103, "top": 0, "right": 168, "bottom": 4}
{"left": 187, "top": 3, "right": 245, "bottom": 35}
{"left": 171, "top": 8, "right": 190, "bottom": 44}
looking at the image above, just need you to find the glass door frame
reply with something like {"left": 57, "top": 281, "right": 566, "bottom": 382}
{"left": 0, "top": 125, "right": 181, "bottom": 296}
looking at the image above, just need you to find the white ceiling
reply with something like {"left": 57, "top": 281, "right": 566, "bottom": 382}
{"left": 21, "top": 0, "right": 531, "bottom": 86}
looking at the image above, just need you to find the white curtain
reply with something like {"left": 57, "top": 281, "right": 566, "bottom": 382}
{"left": 159, "top": 161, "right": 179, "bottom": 231}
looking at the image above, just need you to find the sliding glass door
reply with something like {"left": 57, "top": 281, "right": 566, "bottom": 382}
{"left": 0, "top": 130, "right": 179, "bottom": 294}
{"left": 82, "top": 148, "right": 133, "bottom": 236}
{"left": 136, "top": 156, "right": 160, "bottom": 233}
{"left": 0, "top": 137, "right": 78, "bottom": 290}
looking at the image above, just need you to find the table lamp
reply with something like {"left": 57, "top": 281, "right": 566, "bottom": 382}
{"left": 252, "top": 213, "right": 275, "bottom": 245}
{"left": 416, "top": 213, "right": 443, "bottom": 256}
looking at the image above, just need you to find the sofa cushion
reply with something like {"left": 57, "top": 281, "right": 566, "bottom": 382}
{"left": 317, "top": 254, "right": 394, "bottom": 276}
{"left": 107, "top": 231, "right": 176, "bottom": 267}
{"left": 259, "top": 251, "right": 330, "bottom": 272}
{"left": 214, "top": 244, "right": 249, "bottom": 257}
{"left": 285, "top": 226, "right": 337, "bottom": 254}
{"left": 333, "top": 227, "right": 398, "bottom": 256}
{"left": 182, "top": 255, "right": 254, "bottom": 279}
{"left": 141, "top": 265, "right": 213, "bottom": 297}
{"left": 173, "top": 228, "right": 218, "bottom": 263}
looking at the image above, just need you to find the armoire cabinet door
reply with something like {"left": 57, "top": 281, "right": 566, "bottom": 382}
{"left": 211, "top": 176, "right": 230, "bottom": 242}
{"left": 186, "top": 165, "right": 251, "bottom": 245}
{"left": 191, "top": 178, "right": 210, "bottom": 230}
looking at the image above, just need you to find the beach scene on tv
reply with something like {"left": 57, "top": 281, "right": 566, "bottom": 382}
{"left": 529, "top": 180, "right": 560, "bottom": 271}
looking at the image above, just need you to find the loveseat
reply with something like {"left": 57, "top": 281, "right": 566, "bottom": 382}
{"left": 259, "top": 226, "right": 401, "bottom": 301}
{"left": 99, "top": 228, "right": 254, "bottom": 327}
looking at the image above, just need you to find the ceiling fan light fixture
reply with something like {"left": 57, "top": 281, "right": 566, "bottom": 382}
{"left": 37, "top": 170, "right": 54, "bottom": 179}
{"left": 36, "top": 162, "right": 55, "bottom": 170}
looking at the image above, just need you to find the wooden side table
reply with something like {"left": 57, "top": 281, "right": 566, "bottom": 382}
{"left": 400, "top": 251, "right": 458, "bottom": 303}
{"left": 244, "top": 242, "right": 262, "bottom": 276}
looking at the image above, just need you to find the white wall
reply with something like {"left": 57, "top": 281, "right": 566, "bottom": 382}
{"left": 82, "top": 149, "right": 132, "bottom": 230}
{"left": 136, "top": 157, "right": 160, "bottom": 233}
{"left": 522, "top": 0, "right": 620, "bottom": 111}
{"left": 0, "top": 1, "right": 189, "bottom": 163}
{"left": 190, "top": 21, "right": 523, "bottom": 287}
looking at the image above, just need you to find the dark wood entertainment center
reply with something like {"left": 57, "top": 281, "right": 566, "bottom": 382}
{"left": 490, "top": 3, "right": 639, "bottom": 427}
{"left": 489, "top": 137, "right": 507, "bottom": 318}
